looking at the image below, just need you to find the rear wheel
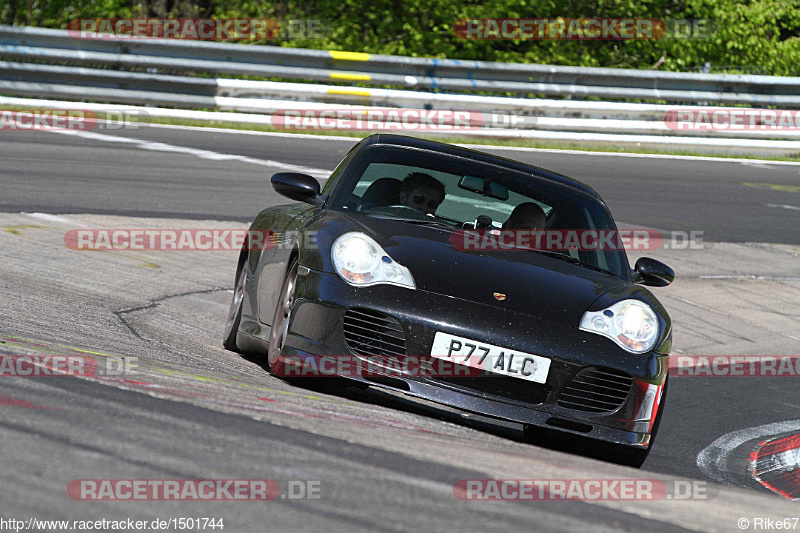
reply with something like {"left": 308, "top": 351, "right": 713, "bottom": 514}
{"left": 267, "top": 259, "right": 298, "bottom": 376}
{"left": 223, "top": 257, "right": 247, "bottom": 351}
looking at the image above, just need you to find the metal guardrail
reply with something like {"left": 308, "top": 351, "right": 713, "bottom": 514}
{"left": 0, "top": 60, "right": 665, "bottom": 117}
{"left": 3, "top": 60, "right": 800, "bottom": 141}
{"left": 1, "top": 24, "right": 800, "bottom": 155}
{"left": 3, "top": 24, "right": 800, "bottom": 106}
{"left": 4, "top": 95, "right": 800, "bottom": 156}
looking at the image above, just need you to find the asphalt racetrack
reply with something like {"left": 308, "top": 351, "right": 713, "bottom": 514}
{"left": 1, "top": 125, "right": 799, "bottom": 532}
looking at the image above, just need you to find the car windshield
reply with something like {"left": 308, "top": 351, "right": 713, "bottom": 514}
{"left": 329, "top": 145, "right": 628, "bottom": 278}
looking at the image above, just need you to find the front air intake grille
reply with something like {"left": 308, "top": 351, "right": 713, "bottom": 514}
{"left": 343, "top": 308, "right": 406, "bottom": 356}
{"left": 557, "top": 367, "right": 633, "bottom": 413}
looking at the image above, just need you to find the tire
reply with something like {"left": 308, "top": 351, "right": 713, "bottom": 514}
{"left": 223, "top": 256, "right": 247, "bottom": 352}
{"left": 609, "top": 376, "right": 669, "bottom": 468}
{"left": 611, "top": 442, "right": 651, "bottom": 468}
{"left": 267, "top": 259, "right": 298, "bottom": 376}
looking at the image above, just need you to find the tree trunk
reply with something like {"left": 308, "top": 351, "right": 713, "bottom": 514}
{"left": 5, "top": 0, "right": 17, "bottom": 25}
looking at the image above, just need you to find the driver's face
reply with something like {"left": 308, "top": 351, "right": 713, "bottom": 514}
{"left": 400, "top": 186, "right": 443, "bottom": 216}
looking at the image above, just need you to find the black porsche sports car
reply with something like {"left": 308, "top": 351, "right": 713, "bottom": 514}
{"left": 224, "top": 134, "right": 674, "bottom": 467}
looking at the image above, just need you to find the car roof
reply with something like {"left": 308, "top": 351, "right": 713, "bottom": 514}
{"left": 365, "top": 134, "right": 602, "bottom": 200}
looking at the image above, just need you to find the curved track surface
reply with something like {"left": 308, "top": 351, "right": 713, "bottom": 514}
{"left": 1, "top": 126, "right": 799, "bottom": 532}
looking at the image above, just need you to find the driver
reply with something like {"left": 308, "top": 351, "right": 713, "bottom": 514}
{"left": 399, "top": 172, "right": 446, "bottom": 216}
{"left": 503, "top": 202, "right": 547, "bottom": 230}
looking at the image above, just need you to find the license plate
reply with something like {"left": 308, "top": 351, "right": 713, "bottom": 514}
{"left": 430, "top": 332, "right": 550, "bottom": 384}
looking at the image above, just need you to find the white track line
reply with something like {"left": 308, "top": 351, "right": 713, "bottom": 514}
{"left": 767, "top": 203, "right": 800, "bottom": 211}
{"left": 46, "top": 128, "right": 332, "bottom": 179}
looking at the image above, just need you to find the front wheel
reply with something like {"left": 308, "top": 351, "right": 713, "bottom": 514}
{"left": 267, "top": 259, "right": 298, "bottom": 376}
{"left": 223, "top": 257, "right": 247, "bottom": 352}
{"left": 605, "top": 377, "right": 669, "bottom": 468}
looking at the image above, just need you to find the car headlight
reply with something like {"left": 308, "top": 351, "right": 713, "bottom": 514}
{"left": 331, "top": 232, "right": 415, "bottom": 289}
{"left": 579, "top": 299, "right": 659, "bottom": 354}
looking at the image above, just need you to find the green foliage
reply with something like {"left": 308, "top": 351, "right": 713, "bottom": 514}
{"left": 4, "top": 0, "right": 799, "bottom": 74}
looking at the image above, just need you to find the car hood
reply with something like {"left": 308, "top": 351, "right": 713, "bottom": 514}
{"left": 326, "top": 213, "right": 630, "bottom": 327}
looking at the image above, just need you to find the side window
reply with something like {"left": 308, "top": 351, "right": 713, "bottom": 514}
{"left": 320, "top": 141, "right": 362, "bottom": 197}
{"left": 582, "top": 206, "right": 624, "bottom": 276}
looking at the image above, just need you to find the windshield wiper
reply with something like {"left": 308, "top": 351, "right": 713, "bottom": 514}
{"left": 530, "top": 249, "right": 614, "bottom": 275}
{"left": 369, "top": 215, "right": 456, "bottom": 228}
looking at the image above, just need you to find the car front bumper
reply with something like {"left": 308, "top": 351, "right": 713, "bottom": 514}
{"left": 279, "top": 267, "right": 669, "bottom": 448}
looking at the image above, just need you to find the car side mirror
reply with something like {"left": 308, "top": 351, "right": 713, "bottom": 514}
{"left": 633, "top": 257, "right": 674, "bottom": 287}
{"left": 271, "top": 172, "right": 322, "bottom": 205}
